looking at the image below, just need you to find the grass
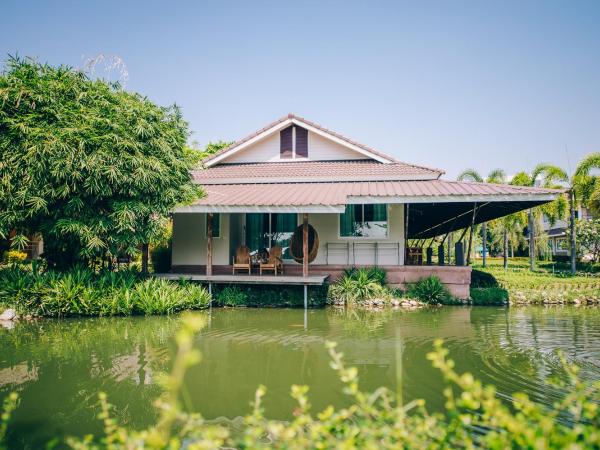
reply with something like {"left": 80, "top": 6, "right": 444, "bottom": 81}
{"left": 471, "top": 257, "right": 600, "bottom": 304}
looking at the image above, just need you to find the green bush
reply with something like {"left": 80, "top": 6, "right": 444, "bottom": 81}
{"left": 4, "top": 316, "right": 596, "bottom": 449}
{"left": 470, "top": 268, "right": 499, "bottom": 287}
{"left": 215, "top": 285, "right": 248, "bottom": 307}
{"left": 470, "top": 287, "right": 509, "bottom": 305}
{"left": 407, "top": 275, "right": 451, "bottom": 304}
{"left": 0, "top": 266, "right": 209, "bottom": 316}
{"left": 213, "top": 284, "right": 328, "bottom": 308}
{"left": 329, "top": 267, "right": 386, "bottom": 304}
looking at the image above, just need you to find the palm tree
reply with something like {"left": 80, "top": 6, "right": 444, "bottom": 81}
{"left": 566, "top": 152, "right": 600, "bottom": 273}
{"left": 511, "top": 164, "right": 568, "bottom": 271}
{"left": 457, "top": 169, "right": 506, "bottom": 267}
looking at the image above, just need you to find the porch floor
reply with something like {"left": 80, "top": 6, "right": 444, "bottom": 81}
{"left": 156, "top": 272, "right": 329, "bottom": 286}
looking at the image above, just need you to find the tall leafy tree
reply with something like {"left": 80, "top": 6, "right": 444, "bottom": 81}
{"left": 511, "top": 164, "right": 568, "bottom": 271}
{"left": 0, "top": 57, "right": 202, "bottom": 269}
{"left": 457, "top": 168, "right": 506, "bottom": 267}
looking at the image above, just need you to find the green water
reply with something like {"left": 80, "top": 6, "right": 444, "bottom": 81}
{"left": 1, "top": 306, "right": 599, "bottom": 448}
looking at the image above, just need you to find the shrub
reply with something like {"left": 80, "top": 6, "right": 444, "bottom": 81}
{"left": 329, "top": 267, "right": 386, "bottom": 304}
{"left": 470, "top": 287, "right": 509, "bottom": 305}
{"left": 3, "top": 250, "right": 27, "bottom": 264}
{"left": 407, "top": 275, "right": 451, "bottom": 304}
{"left": 213, "top": 284, "right": 328, "bottom": 308}
{"left": 216, "top": 286, "right": 247, "bottom": 307}
{"left": 0, "top": 266, "right": 209, "bottom": 316}
{"left": 470, "top": 269, "right": 499, "bottom": 287}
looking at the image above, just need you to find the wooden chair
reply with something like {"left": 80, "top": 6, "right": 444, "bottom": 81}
{"left": 259, "top": 246, "right": 284, "bottom": 275}
{"left": 232, "top": 245, "right": 251, "bottom": 274}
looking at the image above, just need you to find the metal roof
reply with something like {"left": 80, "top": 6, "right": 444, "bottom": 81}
{"left": 174, "top": 179, "right": 562, "bottom": 213}
{"left": 192, "top": 160, "right": 441, "bottom": 184}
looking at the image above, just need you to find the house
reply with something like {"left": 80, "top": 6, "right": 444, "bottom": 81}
{"left": 543, "top": 206, "right": 593, "bottom": 258}
{"left": 169, "top": 114, "right": 560, "bottom": 299}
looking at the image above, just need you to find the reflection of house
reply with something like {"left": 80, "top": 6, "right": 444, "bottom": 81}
{"left": 169, "top": 114, "right": 561, "bottom": 298}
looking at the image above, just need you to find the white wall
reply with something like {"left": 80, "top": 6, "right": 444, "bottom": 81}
{"left": 308, "top": 204, "right": 405, "bottom": 265}
{"left": 171, "top": 213, "right": 230, "bottom": 266}
{"left": 224, "top": 129, "right": 367, "bottom": 163}
{"left": 172, "top": 206, "right": 405, "bottom": 267}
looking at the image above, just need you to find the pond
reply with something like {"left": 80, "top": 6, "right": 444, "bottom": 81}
{"left": 1, "top": 306, "right": 599, "bottom": 449}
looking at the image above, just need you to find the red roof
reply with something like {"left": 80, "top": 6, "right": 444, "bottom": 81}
{"left": 192, "top": 160, "right": 442, "bottom": 184}
{"left": 181, "top": 180, "right": 561, "bottom": 210}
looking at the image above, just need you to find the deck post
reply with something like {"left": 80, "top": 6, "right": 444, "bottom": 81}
{"left": 304, "top": 284, "right": 308, "bottom": 309}
{"left": 302, "top": 213, "right": 308, "bottom": 277}
{"left": 207, "top": 213, "right": 213, "bottom": 277}
{"left": 303, "top": 213, "right": 309, "bottom": 310}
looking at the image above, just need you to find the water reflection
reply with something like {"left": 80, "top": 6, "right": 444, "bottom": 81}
{"left": 1, "top": 307, "right": 599, "bottom": 449}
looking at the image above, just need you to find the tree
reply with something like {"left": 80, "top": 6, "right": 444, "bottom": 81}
{"left": 576, "top": 218, "right": 600, "bottom": 263}
{"left": 0, "top": 57, "right": 202, "bottom": 269}
{"left": 511, "top": 164, "right": 568, "bottom": 271}
{"left": 184, "top": 140, "right": 233, "bottom": 169}
{"left": 457, "top": 168, "right": 506, "bottom": 267}
{"left": 573, "top": 152, "right": 600, "bottom": 215}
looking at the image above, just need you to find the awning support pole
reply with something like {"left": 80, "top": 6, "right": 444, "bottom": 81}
{"left": 207, "top": 213, "right": 213, "bottom": 277}
{"left": 466, "top": 203, "right": 479, "bottom": 265}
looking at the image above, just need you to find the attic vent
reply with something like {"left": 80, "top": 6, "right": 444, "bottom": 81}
{"left": 280, "top": 126, "right": 293, "bottom": 158}
{"left": 280, "top": 125, "right": 308, "bottom": 159}
{"left": 295, "top": 126, "right": 308, "bottom": 158}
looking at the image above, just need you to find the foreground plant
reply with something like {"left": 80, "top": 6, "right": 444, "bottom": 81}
{"left": 2, "top": 315, "right": 597, "bottom": 449}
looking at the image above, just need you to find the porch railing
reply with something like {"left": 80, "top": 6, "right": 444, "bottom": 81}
{"left": 325, "top": 242, "right": 401, "bottom": 266}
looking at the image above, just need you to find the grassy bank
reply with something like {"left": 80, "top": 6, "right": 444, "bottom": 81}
{"left": 471, "top": 257, "right": 600, "bottom": 305}
{"left": 0, "top": 265, "right": 210, "bottom": 317}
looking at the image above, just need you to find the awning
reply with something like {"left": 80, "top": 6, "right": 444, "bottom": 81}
{"left": 173, "top": 179, "right": 563, "bottom": 237}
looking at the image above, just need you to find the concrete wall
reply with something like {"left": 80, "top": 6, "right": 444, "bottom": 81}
{"left": 171, "top": 213, "right": 231, "bottom": 266}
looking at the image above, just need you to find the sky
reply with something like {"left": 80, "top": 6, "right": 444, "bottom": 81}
{"left": 2, "top": 0, "right": 599, "bottom": 179}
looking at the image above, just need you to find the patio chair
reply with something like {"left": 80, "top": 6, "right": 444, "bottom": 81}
{"left": 259, "top": 246, "right": 284, "bottom": 275}
{"left": 232, "top": 245, "right": 251, "bottom": 274}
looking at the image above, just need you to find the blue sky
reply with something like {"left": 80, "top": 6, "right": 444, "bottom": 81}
{"left": 2, "top": 0, "right": 599, "bottom": 178}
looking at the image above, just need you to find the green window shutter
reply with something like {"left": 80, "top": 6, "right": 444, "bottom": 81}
{"left": 340, "top": 205, "right": 356, "bottom": 237}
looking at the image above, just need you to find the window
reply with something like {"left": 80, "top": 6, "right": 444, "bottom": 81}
{"left": 205, "top": 213, "right": 220, "bottom": 238}
{"left": 245, "top": 213, "right": 297, "bottom": 259}
{"left": 339, "top": 204, "right": 388, "bottom": 238}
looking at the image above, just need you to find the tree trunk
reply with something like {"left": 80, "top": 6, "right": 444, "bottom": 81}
{"left": 482, "top": 222, "right": 487, "bottom": 268}
{"left": 141, "top": 243, "right": 149, "bottom": 275}
{"left": 447, "top": 232, "right": 453, "bottom": 265}
{"left": 503, "top": 229, "right": 508, "bottom": 269}
{"left": 569, "top": 189, "right": 577, "bottom": 275}
{"left": 528, "top": 209, "right": 535, "bottom": 271}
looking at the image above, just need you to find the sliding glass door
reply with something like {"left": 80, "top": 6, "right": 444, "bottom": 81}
{"left": 245, "top": 213, "right": 297, "bottom": 259}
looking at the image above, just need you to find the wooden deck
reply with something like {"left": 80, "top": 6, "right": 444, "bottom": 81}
{"left": 156, "top": 273, "right": 329, "bottom": 286}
